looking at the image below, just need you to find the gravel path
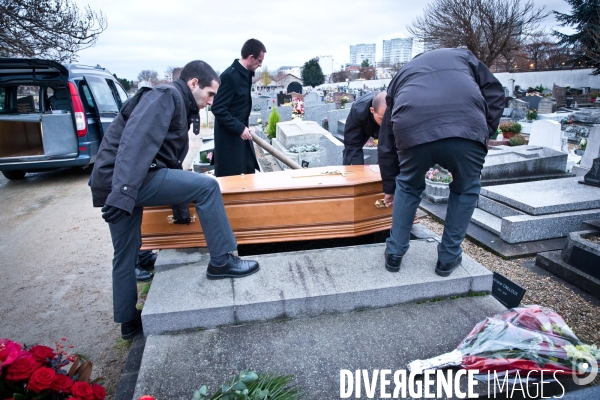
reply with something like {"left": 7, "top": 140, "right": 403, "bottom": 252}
{"left": 419, "top": 215, "right": 600, "bottom": 347}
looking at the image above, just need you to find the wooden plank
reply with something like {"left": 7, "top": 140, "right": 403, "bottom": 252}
{"left": 141, "top": 166, "right": 392, "bottom": 249}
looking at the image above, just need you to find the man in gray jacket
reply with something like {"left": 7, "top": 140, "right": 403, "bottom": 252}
{"left": 90, "top": 60, "right": 259, "bottom": 339}
{"left": 378, "top": 48, "right": 504, "bottom": 277}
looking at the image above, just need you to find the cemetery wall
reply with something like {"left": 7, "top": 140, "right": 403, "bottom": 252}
{"left": 494, "top": 69, "right": 599, "bottom": 91}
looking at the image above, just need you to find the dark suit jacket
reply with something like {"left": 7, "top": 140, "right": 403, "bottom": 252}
{"left": 378, "top": 48, "right": 504, "bottom": 193}
{"left": 212, "top": 59, "right": 259, "bottom": 177}
{"left": 343, "top": 92, "right": 380, "bottom": 165}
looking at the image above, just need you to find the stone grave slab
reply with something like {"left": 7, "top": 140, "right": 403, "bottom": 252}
{"left": 141, "top": 241, "right": 493, "bottom": 335}
{"left": 480, "top": 177, "right": 600, "bottom": 215}
{"left": 248, "top": 111, "right": 261, "bottom": 126}
{"left": 508, "top": 98, "right": 528, "bottom": 120}
{"left": 270, "top": 121, "right": 328, "bottom": 169}
{"left": 523, "top": 95, "right": 542, "bottom": 111}
{"left": 561, "top": 230, "right": 600, "bottom": 280}
{"left": 481, "top": 145, "right": 569, "bottom": 184}
{"left": 536, "top": 250, "right": 600, "bottom": 299}
{"left": 134, "top": 296, "right": 510, "bottom": 400}
{"left": 528, "top": 120, "right": 563, "bottom": 150}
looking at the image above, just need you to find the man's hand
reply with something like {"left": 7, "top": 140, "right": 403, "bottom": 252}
{"left": 240, "top": 127, "right": 253, "bottom": 140}
{"left": 101, "top": 205, "right": 129, "bottom": 224}
{"left": 384, "top": 194, "right": 394, "bottom": 207}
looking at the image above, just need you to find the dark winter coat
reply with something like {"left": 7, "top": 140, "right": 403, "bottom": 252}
{"left": 212, "top": 59, "right": 259, "bottom": 177}
{"left": 343, "top": 91, "right": 381, "bottom": 165}
{"left": 378, "top": 48, "right": 504, "bottom": 194}
{"left": 89, "top": 79, "right": 199, "bottom": 213}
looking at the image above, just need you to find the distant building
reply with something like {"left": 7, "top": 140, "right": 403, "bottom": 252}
{"left": 278, "top": 66, "right": 301, "bottom": 77}
{"left": 317, "top": 56, "right": 333, "bottom": 76}
{"left": 382, "top": 38, "right": 424, "bottom": 65}
{"left": 350, "top": 43, "right": 376, "bottom": 65}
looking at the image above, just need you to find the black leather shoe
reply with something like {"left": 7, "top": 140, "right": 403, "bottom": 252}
{"left": 206, "top": 255, "right": 260, "bottom": 280}
{"left": 435, "top": 255, "right": 462, "bottom": 277}
{"left": 138, "top": 250, "right": 157, "bottom": 271}
{"left": 135, "top": 266, "right": 154, "bottom": 282}
{"left": 121, "top": 310, "right": 143, "bottom": 340}
{"left": 385, "top": 249, "right": 403, "bottom": 272}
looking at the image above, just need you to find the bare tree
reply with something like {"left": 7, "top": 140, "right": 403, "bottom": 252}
{"left": 0, "top": 0, "right": 107, "bottom": 62}
{"left": 408, "top": 0, "right": 549, "bottom": 66}
{"left": 521, "top": 32, "right": 554, "bottom": 70}
{"left": 137, "top": 70, "right": 160, "bottom": 86}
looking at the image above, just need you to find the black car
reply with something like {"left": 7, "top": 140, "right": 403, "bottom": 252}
{"left": 0, "top": 58, "right": 129, "bottom": 180}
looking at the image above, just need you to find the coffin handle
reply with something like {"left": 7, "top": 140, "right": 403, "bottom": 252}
{"left": 167, "top": 215, "right": 197, "bottom": 224}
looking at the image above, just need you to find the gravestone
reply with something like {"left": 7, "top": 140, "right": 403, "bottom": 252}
{"left": 528, "top": 120, "right": 563, "bottom": 151}
{"left": 523, "top": 95, "right": 542, "bottom": 111}
{"left": 305, "top": 92, "right": 319, "bottom": 104}
{"left": 319, "top": 134, "right": 344, "bottom": 166}
{"left": 304, "top": 103, "right": 335, "bottom": 126}
{"left": 277, "top": 93, "right": 292, "bottom": 106}
{"left": 260, "top": 106, "right": 293, "bottom": 127}
{"left": 537, "top": 98, "right": 555, "bottom": 114}
{"left": 287, "top": 82, "right": 302, "bottom": 95}
{"left": 271, "top": 121, "right": 328, "bottom": 169}
{"left": 326, "top": 108, "right": 351, "bottom": 139}
{"left": 580, "top": 158, "right": 600, "bottom": 187}
{"left": 502, "top": 108, "right": 513, "bottom": 117}
{"left": 507, "top": 99, "right": 528, "bottom": 120}
{"left": 573, "top": 126, "right": 600, "bottom": 176}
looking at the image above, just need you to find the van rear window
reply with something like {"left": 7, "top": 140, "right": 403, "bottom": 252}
{"left": 0, "top": 88, "right": 5, "bottom": 111}
{"left": 84, "top": 75, "right": 119, "bottom": 113}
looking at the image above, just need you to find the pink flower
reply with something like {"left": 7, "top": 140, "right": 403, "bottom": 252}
{"left": 0, "top": 339, "right": 22, "bottom": 369}
{"left": 207, "top": 152, "right": 213, "bottom": 161}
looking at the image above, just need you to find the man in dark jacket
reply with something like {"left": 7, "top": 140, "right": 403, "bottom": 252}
{"left": 89, "top": 60, "right": 260, "bottom": 340}
{"left": 212, "top": 38, "right": 266, "bottom": 177}
{"left": 379, "top": 48, "right": 504, "bottom": 277}
{"left": 342, "top": 91, "right": 387, "bottom": 165}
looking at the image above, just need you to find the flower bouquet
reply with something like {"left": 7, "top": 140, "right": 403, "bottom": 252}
{"left": 408, "top": 306, "right": 600, "bottom": 381}
{"left": 199, "top": 151, "right": 213, "bottom": 164}
{"left": 291, "top": 98, "right": 304, "bottom": 121}
{"left": 340, "top": 96, "right": 349, "bottom": 109}
{"left": 0, "top": 338, "right": 106, "bottom": 399}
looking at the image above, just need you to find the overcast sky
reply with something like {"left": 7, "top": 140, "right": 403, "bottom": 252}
{"left": 75, "top": 0, "right": 575, "bottom": 81}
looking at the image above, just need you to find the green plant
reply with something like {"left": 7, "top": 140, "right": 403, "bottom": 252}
{"left": 579, "top": 138, "right": 587, "bottom": 151}
{"left": 509, "top": 134, "right": 527, "bottom": 146}
{"left": 322, "top": 119, "right": 329, "bottom": 131}
{"left": 535, "top": 84, "right": 547, "bottom": 92}
{"left": 526, "top": 108, "right": 537, "bottom": 122}
{"left": 498, "top": 121, "right": 522, "bottom": 133}
{"left": 590, "top": 90, "right": 599, "bottom": 98}
{"left": 199, "top": 150, "right": 213, "bottom": 164}
{"left": 266, "top": 107, "right": 280, "bottom": 140}
{"left": 192, "top": 370, "right": 302, "bottom": 400}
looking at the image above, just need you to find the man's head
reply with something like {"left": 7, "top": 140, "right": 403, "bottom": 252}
{"left": 370, "top": 91, "right": 387, "bottom": 125}
{"left": 180, "top": 60, "right": 220, "bottom": 109}
{"left": 241, "top": 38, "right": 266, "bottom": 72}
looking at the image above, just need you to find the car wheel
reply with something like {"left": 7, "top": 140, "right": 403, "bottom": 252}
{"left": 2, "top": 170, "right": 26, "bottom": 180}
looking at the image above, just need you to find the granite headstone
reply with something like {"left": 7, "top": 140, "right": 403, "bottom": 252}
{"left": 580, "top": 158, "right": 600, "bottom": 187}
{"left": 528, "top": 120, "right": 563, "bottom": 151}
{"left": 537, "top": 98, "right": 555, "bottom": 114}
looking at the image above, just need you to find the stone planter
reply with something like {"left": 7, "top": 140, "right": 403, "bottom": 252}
{"left": 423, "top": 179, "right": 450, "bottom": 204}
{"left": 193, "top": 163, "right": 214, "bottom": 174}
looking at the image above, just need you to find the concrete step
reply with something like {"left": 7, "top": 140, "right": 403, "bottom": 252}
{"left": 471, "top": 208, "right": 502, "bottom": 236}
{"left": 142, "top": 240, "right": 492, "bottom": 336}
{"left": 477, "top": 195, "right": 524, "bottom": 218}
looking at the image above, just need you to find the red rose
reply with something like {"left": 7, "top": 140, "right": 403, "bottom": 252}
{"left": 138, "top": 396, "right": 155, "bottom": 400}
{"left": 71, "top": 381, "right": 95, "bottom": 400}
{"left": 27, "top": 367, "right": 56, "bottom": 393}
{"left": 91, "top": 383, "right": 106, "bottom": 400}
{"left": 5, "top": 352, "right": 39, "bottom": 381}
{"left": 28, "top": 345, "right": 56, "bottom": 365}
{"left": 52, "top": 373, "right": 74, "bottom": 393}
{"left": 0, "top": 339, "right": 22, "bottom": 369}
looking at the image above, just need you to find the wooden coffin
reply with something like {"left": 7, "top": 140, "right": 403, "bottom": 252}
{"left": 141, "top": 165, "right": 392, "bottom": 249}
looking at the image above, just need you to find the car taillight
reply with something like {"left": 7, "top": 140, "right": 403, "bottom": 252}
{"left": 68, "top": 82, "right": 87, "bottom": 137}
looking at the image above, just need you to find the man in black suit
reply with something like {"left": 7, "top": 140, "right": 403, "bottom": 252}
{"left": 342, "top": 91, "right": 387, "bottom": 165}
{"left": 212, "top": 39, "right": 266, "bottom": 177}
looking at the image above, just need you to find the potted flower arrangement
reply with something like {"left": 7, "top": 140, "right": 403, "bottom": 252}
{"left": 498, "top": 121, "right": 522, "bottom": 139}
{"left": 525, "top": 108, "right": 537, "bottom": 122}
{"left": 423, "top": 167, "right": 453, "bottom": 203}
{"left": 195, "top": 150, "right": 214, "bottom": 173}
{"left": 590, "top": 90, "right": 598, "bottom": 103}
{"left": 291, "top": 98, "right": 304, "bottom": 121}
{"left": 340, "top": 96, "right": 349, "bottom": 109}
{"left": 0, "top": 337, "right": 107, "bottom": 399}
